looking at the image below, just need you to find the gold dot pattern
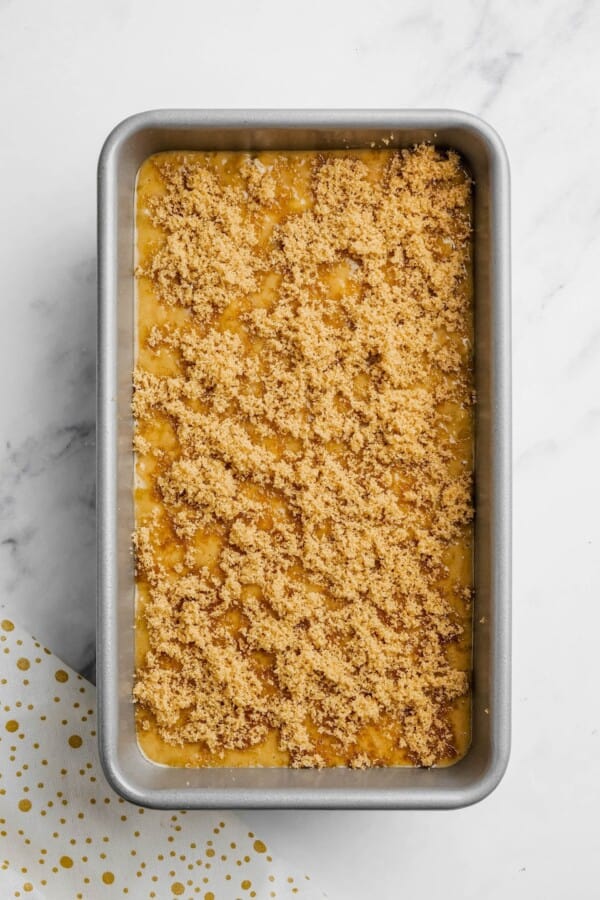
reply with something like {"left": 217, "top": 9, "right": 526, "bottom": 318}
{"left": 0, "top": 619, "right": 321, "bottom": 898}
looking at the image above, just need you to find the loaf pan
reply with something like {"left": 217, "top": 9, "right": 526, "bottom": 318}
{"left": 97, "top": 109, "right": 511, "bottom": 809}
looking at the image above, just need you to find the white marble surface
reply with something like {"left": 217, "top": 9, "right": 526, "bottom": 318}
{"left": 1, "top": 0, "right": 600, "bottom": 896}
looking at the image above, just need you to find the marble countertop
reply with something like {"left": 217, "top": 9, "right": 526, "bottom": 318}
{"left": 1, "top": 0, "right": 599, "bottom": 896}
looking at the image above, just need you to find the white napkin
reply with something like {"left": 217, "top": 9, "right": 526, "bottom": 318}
{"left": 0, "top": 617, "right": 326, "bottom": 899}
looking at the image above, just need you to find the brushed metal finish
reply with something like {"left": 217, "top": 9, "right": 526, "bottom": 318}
{"left": 97, "top": 109, "right": 511, "bottom": 809}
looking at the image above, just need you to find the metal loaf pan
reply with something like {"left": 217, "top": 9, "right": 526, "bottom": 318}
{"left": 97, "top": 109, "right": 511, "bottom": 809}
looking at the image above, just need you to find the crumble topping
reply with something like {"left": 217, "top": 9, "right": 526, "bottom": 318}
{"left": 133, "top": 146, "right": 473, "bottom": 768}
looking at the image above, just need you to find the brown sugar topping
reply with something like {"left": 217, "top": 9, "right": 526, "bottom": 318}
{"left": 133, "top": 146, "right": 474, "bottom": 768}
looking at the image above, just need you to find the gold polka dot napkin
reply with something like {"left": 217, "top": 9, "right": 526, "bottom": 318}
{"left": 0, "top": 619, "right": 324, "bottom": 899}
